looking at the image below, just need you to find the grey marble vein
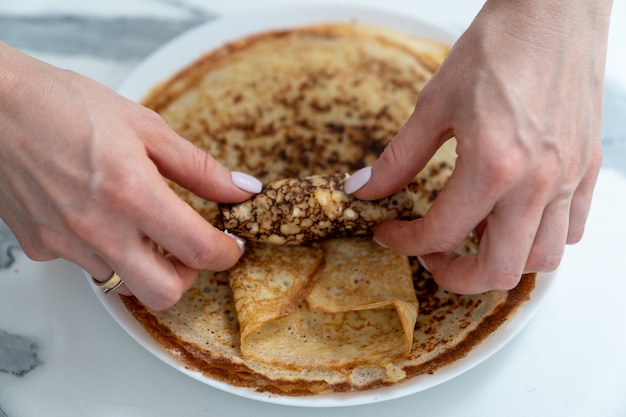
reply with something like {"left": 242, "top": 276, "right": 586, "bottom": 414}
{"left": 0, "top": 14, "right": 214, "bottom": 60}
{"left": 150, "top": 0, "right": 215, "bottom": 17}
{"left": 0, "top": 405, "right": 7, "bottom": 417}
{"left": 0, "top": 221, "right": 19, "bottom": 270}
{"left": 0, "top": 331, "right": 40, "bottom": 377}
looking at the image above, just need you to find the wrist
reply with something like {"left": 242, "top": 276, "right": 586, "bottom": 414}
{"left": 481, "top": 0, "right": 613, "bottom": 34}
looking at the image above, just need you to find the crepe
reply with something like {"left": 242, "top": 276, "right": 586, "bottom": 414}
{"left": 221, "top": 173, "right": 432, "bottom": 245}
{"left": 143, "top": 23, "right": 453, "bottom": 225}
{"left": 230, "top": 238, "right": 418, "bottom": 369}
{"left": 120, "top": 22, "right": 536, "bottom": 396}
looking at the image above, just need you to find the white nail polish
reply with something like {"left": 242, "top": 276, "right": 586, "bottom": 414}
{"left": 223, "top": 230, "right": 246, "bottom": 252}
{"left": 372, "top": 236, "right": 388, "bottom": 248}
{"left": 416, "top": 256, "right": 430, "bottom": 273}
{"left": 231, "top": 171, "right": 262, "bottom": 194}
{"left": 344, "top": 166, "right": 372, "bottom": 194}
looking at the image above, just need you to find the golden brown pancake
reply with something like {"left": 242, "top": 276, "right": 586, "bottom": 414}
{"left": 120, "top": 22, "right": 535, "bottom": 396}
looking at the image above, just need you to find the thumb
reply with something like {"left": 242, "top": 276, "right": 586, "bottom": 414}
{"left": 349, "top": 86, "right": 450, "bottom": 200}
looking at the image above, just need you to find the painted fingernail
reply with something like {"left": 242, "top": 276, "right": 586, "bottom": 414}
{"left": 416, "top": 256, "right": 430, "bottom": 273}
{"left": 373, "top": 236, "right": 388, "bottom": 248}
{"left": 231, "top": 171, "right": 262, "bottom": 194}
{"left": 223, "top": 230, "right": 246, "bottom": 252}
{"left": 344, "top": 166, "right": 372, "bottom": 194}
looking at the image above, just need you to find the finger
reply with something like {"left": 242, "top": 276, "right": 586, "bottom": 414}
{"left": 524, "top": 196, "right": 570, "bottom": 273}
{"left": 114, "top": 284, "right": 132, "bottom": 296}
{"left": 91, "top": 269, "right": 132, "bottom": 296}
{"left": 566, "top": 151, "right": 601, "bottom": 244}
{"left": 51, "top": 244, "right": 134, "bottom": 296}
{"left": 425, "top": 203, "right": 544, "bottom": 294}
{"left": 353, "top": 85, "right": 451, "bottom": 200}
{"left": 474, "top": 218, "right": 488, "bottom": 241}
{"left": 112, "top": 240, "right": 199, "bottom": 311}
{"left": 141, "top": 114, "right": 258, "bottom": 203}
{"left": 373, "top": 156, "right": 500, "bottom": 255}
{"left": 138, "top": 179, "right": 245, "bottom": 272}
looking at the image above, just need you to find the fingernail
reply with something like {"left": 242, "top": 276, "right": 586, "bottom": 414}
{"left": 344, "top": 166, "right": 372, "bottom": 194}
{"left": 223, "top": 230, "right": 246, "bottom": 253}
{"left": 373, "top": 236, "right": 388, "bottom": 248}
{"left": 231, "top": 171, "right": 262, "bottom": 194}
{"left": 416, "top": 255, "right": 430, "bottom": 272}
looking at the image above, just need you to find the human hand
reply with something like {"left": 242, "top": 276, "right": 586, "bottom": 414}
{"left": 345, "top": 0, "right": 612, "bottom": 294}
{"left": 0, "top": 43, "right": 261, "bottom": 310}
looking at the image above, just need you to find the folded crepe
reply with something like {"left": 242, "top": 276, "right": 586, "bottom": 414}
{"left": 229, "top": 238, "right": 418, "bottom": 369}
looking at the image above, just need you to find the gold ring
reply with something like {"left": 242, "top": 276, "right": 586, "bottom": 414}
{"left": 92, "top": 272, "right": 124, "bottom": 295}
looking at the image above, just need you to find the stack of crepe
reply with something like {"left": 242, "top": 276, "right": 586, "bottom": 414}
{"left": 121, "top": 23, "right": 535, "bottom": 395}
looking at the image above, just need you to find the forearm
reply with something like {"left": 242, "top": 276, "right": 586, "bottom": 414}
{"left": 0, "top": 42, "right": 48, "bottom": 125}
{"left": 447, "top": 0, "right": 613, "bottom": 159}
{"left": 478, "top": 0, "right": 613, "bottom": 68}
{"left": 481, "top": 0, "right": 613, "bottom": 29}
{"left": 0, "top": 42, "right": 72, "bottom": 165}
{"left": 0, "top": 42, "right": 27, "bottom": 150}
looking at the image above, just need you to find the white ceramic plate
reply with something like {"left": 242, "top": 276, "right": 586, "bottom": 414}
{"left": 92, "top": 4, "right": 556, "bottom": 408}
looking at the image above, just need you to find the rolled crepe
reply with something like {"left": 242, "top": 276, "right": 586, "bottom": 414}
{"left": 221, "top": 173, "right": 434, "bottom": 245}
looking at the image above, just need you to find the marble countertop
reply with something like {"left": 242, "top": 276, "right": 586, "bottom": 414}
{"left": 1, "top": 1, "right": 625, "bottom": 416}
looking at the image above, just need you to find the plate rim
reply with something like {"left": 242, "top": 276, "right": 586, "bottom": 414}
{"left": 101, "top": 3, "right": 556, "bottom": 408}
{"left": 116, "top": 3, "right": 457, "bottom": 101}
{"left": 88, "top": 270, "right": 555, "bottom": 407}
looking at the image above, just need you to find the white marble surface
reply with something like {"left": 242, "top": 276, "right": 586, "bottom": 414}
{"left": 1, "top": 1, "right": 626, "bottom": 416}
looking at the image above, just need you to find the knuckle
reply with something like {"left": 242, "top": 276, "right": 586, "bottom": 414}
{"left": 25, "top": 226, "right": 67, "bottom": 261}
{"left": 485, "top": 268, "right": 522, "bottom": 291}
{"left": 143, "top": 107, "right": 170, "bottom": 129}
{"left": 589, "top": 144, "right": 603, "bottom": 171}
{"left": 380, "top": 140, "right": 407, "bottom": 171}
{"left": 91, "top": 154, "right": 153, "bottom": 214}
{"left": 21, "top": 243, "right": 55, "bottom": 262}
{"left": 100, "top": 170, "right": 145, "bottom": 209}
{"left": 566, "top": 227, "right": 585, "bottom": 244}
{"left": 542, "top": 257, "right": 562, "bottom": 272}
{"left": 148, "top": 280, "right": 186, "bottom": 311}
{"left": 60, "top": 209, "right": 97, "bottom": 242}
{"left": 183, "top": 148, "right": 218, "bottom": 195}
{"left": 420, "top": 220, "right": 467, "bottom": 253}
{"left": 432, "top": 237, "right": 466, "bottom": 254}
{"left": 479, "top": 152, "right": 526, "bottom": 192}
{"left": 527, "top": 251, "right": 563, "bottom": 273}
{"left": 188, "top": 247, "right": 216, "bottom": 270}
{"left": 192, "top": 147, "right": 216, "bottom": 180}
{"left": 186, "top": 237, "right": 231, "bottom": 271}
